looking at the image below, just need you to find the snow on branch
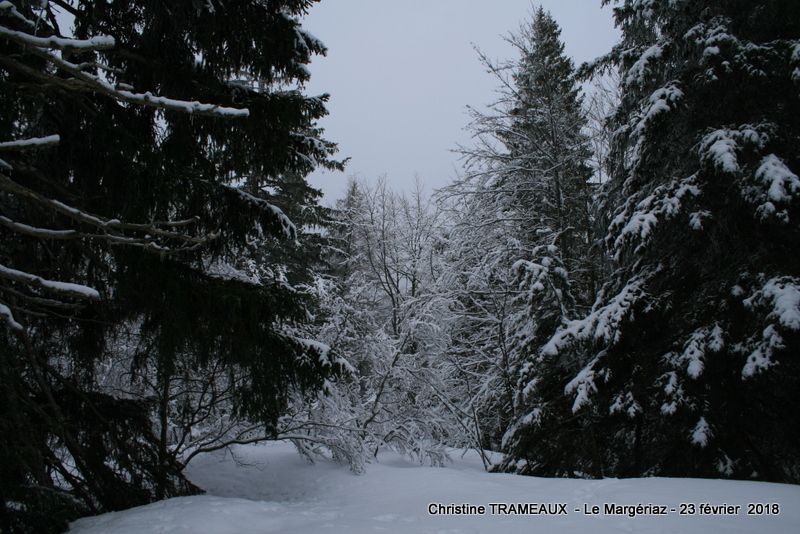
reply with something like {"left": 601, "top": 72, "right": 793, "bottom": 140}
{"left": 625, "top": 44, "right": 664, "bottom": 87}
{"left": 44, "top": 50, "right": 250, "bottom": 117}
{"left": 0, "top": 263, "right": 100, "bottom": 299}
{"left": 700, "top": 124, "right": 798, "bottom": 223}
{"left": 0, "top": 173, "right": 217, "bottom": 252}
{"left": 223, "top": 185, "right": 296, "bottom": 239}
{"left": 0, "top": 215, "right": 78, "bottom": 239}
{"left": 739, "top": 276, "right": 800, "bottom": 377}
{"left": 0, "top": 1, "right": 36, "bottom": 28}
{"left": 112, "top": 87, "right": 250, "bottom": 117}
{"left": 6, "top": 27, "right": 250, "bottom": 118}
{"left": 296, "top": 27, "right": 326, "bottom": 54}
{"left": 564, "top": 355, "right": 601, "bottom": 413}
{"left": 609, "top": 174, "right": 701, "bottom": 257}
{"left": 633, "top": 82, "right": 683, "bottom": 135}
{"left": 659, "top": 369, "right": 685, "bottom": 415}
{"left": 756, "top": 154, "right": 800, "bottom": 204}
{"left": 699, "top": 125, "right": 767, "bottom": 174}
{"left": 0, "top": 134, "right": 60, "bottom": 151}
{"left": 792, "top": 41, "right": 800, "bottom": 82}
{"left": 0, "top": 23, "right": 115, "bottom": 51}
{"left": 701, "top": 130, "right": 743, "bottom": 174}
{"left": 0, "top": 301, "right": 23, "bottom": 331}
{"left": 542, "top": 273, "right": 650, "bottom": 357}
{"left": 297, "top": 336, "right": 355, "bottom": 373}
{"left": 671, "top": 324, "right": 725, "bottom": 380}
{"left": 691, "top": 416, "right": 712, "bottom": 447}
{"left": 744, "top": 276, "right": 800, "bottom": 331}
{"left": 609, "top": 390, "right": 641, "bottom": 419}
{"left": 751, "top": 154, "right": 800, "bottom": 222}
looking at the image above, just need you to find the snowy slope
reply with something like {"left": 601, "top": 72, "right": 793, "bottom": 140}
{"left": 69, "top": 441, "right": 800, "bottom": 534}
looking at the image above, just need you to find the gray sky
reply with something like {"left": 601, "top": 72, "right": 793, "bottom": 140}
{"left": 302, "top": 1, "right": 620, "bottom": 202}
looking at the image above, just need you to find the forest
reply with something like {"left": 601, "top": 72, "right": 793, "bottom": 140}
{"left": 1, "top": 1, "right": 799, "bottom": 533}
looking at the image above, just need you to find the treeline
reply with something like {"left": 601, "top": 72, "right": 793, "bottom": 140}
{"left": 1, "top": 1, "right": 799, "bottom": 532}
{"left": 310, "top": 0, "right": 800, "bottom": 486}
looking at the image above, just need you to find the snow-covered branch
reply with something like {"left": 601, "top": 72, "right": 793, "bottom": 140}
{"left": 222, "top": 185, "right": 296, "bottom": 239}
{"left": 0, "top": 263, "right": 100, "bottom": 299}
{"left": 0, "top": 22, "right": 115, "bottom": 51}
{"left": 0, "top": 21, "right": 250, "bottom": 118}
{"left": 0, "top": 1, "right": 36, "bottom": 28}
{"left": 0, "top": 173, "right": 217, "bottom": 252}
{"left": 0, "top": 134, "right": 60, "bottom": 151}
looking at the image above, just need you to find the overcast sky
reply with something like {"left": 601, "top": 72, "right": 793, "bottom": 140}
{"left": 302, "top": 1, "right": 620, "bottom": 203}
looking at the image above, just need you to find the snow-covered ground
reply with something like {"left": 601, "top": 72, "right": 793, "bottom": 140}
{"left": 69, "top": 441, "right": 800, "bottom": 533}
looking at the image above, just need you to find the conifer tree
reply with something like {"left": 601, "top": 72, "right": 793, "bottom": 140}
{"left": 447, "top": 8, "right": 595, "bottom": 456}
{"left": 0, "top": 1, "right": 341, "bottom": 530}
{"left": 510, "top": 0, "right": 800, "bottom": 481}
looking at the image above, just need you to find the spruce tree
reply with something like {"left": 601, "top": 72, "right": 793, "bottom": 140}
{"left": 448, "top": 8, "right": 594, "bottom": 459}
{"left": 512, "top": 0, "right": 800, "bottom": 481}
{"left": 0, "top": 1, "right": 341, "bottom": 530}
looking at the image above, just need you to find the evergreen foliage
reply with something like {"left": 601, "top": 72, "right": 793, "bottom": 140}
{"left": 502, "top": 0, "right": 800, "bottom": 481}
{"left": 444, "top": 8, "right": 596, "bottom": 458}
{"left": 3, "top": 3, "right": 799, "bottom": 530}
{"left": 0, "top": 1, "right": 341, "bottom": 530}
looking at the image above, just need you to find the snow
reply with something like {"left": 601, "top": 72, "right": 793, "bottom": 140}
{"left": 679, "top": 325, "right": 723, "bottom": 380}
{"left": 744, "top": 277, "right": 800, "bottom": 331}
{"left": 691, "top": 417, "right": 712, "bottom": 447}
{"left": 0, "top": 134, "right": 59, "bottom": 150}
{"left": 296, "top": 336, "right": 355, "bottom": 372}
{"left": 69, "top": 441, "right": 800, "bottom": 534}
{"left": 609, "top": 391, "right": 640, "bottom": 418}
{"left": 617, "top": 211, "right": 658, "bottom": 243}
{"left": 204, "top": 258, "right": 262, "bottom": 285}
{"left": 757, "top": 277, "right": 800, "bottom": 330}
{"left": 685, "top": 20, "right": 741, "bottom": 62}
{"left": 659, "top": 369, "right": 683, "bottom": 415}
{"left": 0, "top": 1, "right": 36, "bottom": 27}
{"left": 0, "top": 24, "right": 114, "bottom": 50}
{"left": 113, "top": 89, "right": 250, "bottom": 117}
{"left": 223, "top": 185, "right": 297, "bottom": 239}
{"left": 742, "top": 325, "right": 782, "bottom": 377}
{"left": 755, "top": 154, "right": 799, "bottom": 204}
{"left": 699, "top": 126, "right": 767, "bottom": 176}
{"left": 683, "top": 337, "right": 705, "bottom": 378}
{"left": 0, "top": 214, "right": 77, "bottom": 238}
{"left": 42, "top": 51, "right": 250, "bottom": 119}
{"left": 543, "top": 276, "right": 647, "bottom": 357}
{"left": 0, "top": 302, "right": 23, "bottom": 331}
{"left": 297, "top": 28, "right": 326, "bottom": 53}
{"left": 633, "top": 82, "right": 683, "bottom": 135}
{"left": 738, "top": 277, "right": 800, "bottom": 377}
{"left": 737, "top": 276, "right": 800, "bottom": 375}
{"left": 625, "top": 44, "right": 663, "bottom": 86}
{"left": 0, "top": 263, "right": 100, "bottom": 299}
{"left": 611, "top": 175, "right": 700, "bottom": 256}
{"left": 689, "top": 210, "right": 712, "bottom": 230}
{"left": 701, "top": 130, "right": 740, "bottom": 173}
{"left": 565, "top": 357, "right": 599, "bottom": 413}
